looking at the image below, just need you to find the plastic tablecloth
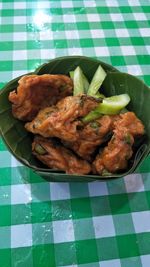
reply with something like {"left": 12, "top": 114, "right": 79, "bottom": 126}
{"left": 0, "top": 0, "right": 150, "bottom": 266}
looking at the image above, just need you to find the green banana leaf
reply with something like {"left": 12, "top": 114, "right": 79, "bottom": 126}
{"left": 0, "top": 56, "right": 150, "bottom": 182}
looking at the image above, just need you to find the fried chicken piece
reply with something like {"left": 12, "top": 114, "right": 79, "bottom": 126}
{"left": 9, "top": 74, "right": 73, "bottom": 121}
{"left": 32, "top": 136, "right": 91, "bottom": 175}
{"left": 63, "top": 115, "right": 120, "bottom": 161}
{"left": 25, "top": 95, "right": 99, "bottom": 142}
{"left": 93, "top": 112, "right": 145, "bottom": 175}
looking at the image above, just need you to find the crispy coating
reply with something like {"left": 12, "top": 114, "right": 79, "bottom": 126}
{"left": 93, "top": 128, "right": 134, "bottom": 174}
{"left": 9, "top": 74, "right": 73, "bottom": 121}
{"left": 113, "top": 112, "right": 145, "bottom": 136}
{"left": 93, "top": 112, "right": 145, "bottom": 175}
{"left": 25, "top": 95, "right": 99, "bottom": 142}
{"left": 32, "top": 136, "right": 91, "bottom": 175}
{"left": 63, "top": 115, "right": 120, "bottom": 161}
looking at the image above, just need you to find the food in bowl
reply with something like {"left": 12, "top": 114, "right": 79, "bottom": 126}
{"left": 8, "top": 64, "right": 145, "bottom": 176}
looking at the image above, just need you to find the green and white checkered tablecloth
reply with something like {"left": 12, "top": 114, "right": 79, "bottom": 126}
{"left": 0, "top": 0, "right": 150, "bottom": 266}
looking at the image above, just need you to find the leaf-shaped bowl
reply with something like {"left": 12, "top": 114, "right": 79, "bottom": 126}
{"left": 0, "top": 56, "right": 150, "bottom": 182}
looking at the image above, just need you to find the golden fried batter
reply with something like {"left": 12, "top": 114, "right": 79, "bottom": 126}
{"left": 25, "top": 95, "right": 99, "bottom": 142}
{"left": 93, "top": 128, "right": 134, "bottom": 174}
{"left": 32, "top": 136, "right": 91, "bottom": 175}
{"left": 113, "top": 112, "right": 145, "bottom": 136}
{"left": 63, "top": 115, "right": 120, "bottom": 161}
{"left": 93, "top": 112, "right": 145, "bottom": 175}
{"left": 9, "top": 74, "right": 73, "bottom": 121}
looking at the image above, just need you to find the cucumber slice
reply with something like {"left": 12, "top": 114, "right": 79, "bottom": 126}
{"left": 70, "top": 69, "right": 89, "bottom": 93}
{"left": 94, "top": 92, "right": 105, "bottom": 99}
{"left": 87, "top": 65, "right": 107, "bottom": 96}
{"left": 97, "top": 94, "right": 130, "bottom": 114}
{"left": 73, "top": 66, "right": 84, "bottom": 96}
{"left": 82, "top": 94, "right": 130, "bottom": 122}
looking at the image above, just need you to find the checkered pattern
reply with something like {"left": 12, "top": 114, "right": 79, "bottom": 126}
{"left": 0, "top": 0, "right": 150, "bottom": 266}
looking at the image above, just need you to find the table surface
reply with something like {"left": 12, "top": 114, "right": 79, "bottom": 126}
{"left": 0, "top": 0, "right": 150, "bottom": 266}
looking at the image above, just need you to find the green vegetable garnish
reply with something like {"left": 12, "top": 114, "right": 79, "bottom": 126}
{"left": 90, "top": 121, "right": 101, "bottom": 128}
{"left": 124, "top": 133, "right": 132, "bottom": 145}
{"left": 70, "top": 68, "right": 89, "bottom": 94}
{"left": 87, "top": 65, "right": 107, "bottom": 96}
{"left": 83, "top": 94, "right": 130, "bottom": 122}
{"left": 34, "top": 144, "right": 47, "bottom": 155}
{"left": 94, "top": 92, "right": 106, "bottom": 99}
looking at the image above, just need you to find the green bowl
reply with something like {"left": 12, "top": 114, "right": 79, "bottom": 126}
{"left": 0, "top": 56, "right": 150, "bottom": 182}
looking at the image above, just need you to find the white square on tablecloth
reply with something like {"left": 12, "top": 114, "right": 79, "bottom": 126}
{"left": 134, "top": 13, "right": 147, "bottom": 21}
{"left": 110, "top": 13, "right": 123, "bottom": 21}
{"left": 121, "top": 46, "right": 136, "bottom": 56}
{"left": 14, "top": 2, "right": 26, "bottom": 9}
{"left": 14, "top": 16, "right": 27, "bottom": 24}
{"left": 88, "top": 181, "right": 108, "bottom": 197}
{"left": 128, "top": 0, "right": 140, "bottom": 6}
{"left": 100, "top": 259, "right": 121, "bottom": 267}
{"left": 91, "top": 29, "right": 105, "bottom": 38}
{"left": 66, "top": 30, "right": 79, "bottom": 40}
{"left": 11, "top": 184, "right": 32, "bottom": 204}
{"left": 87, "top": 14, "right": 100, "bottom": 22}
{"left": 93, "top": 215, "right": 115, "bottom": 238}
{"left": 132, "top": 211, "right": 150, "bottom": 233}
{"left": 11, "top": 224, "right": 32, "bottom": 248}
{"left": 106, "top": 0, "right": 118, "bottom": 7}
{"left": 52, "top": 220, "right": 75, "bottom": 243}
{"left": 139, "top": 28, "right": 150, "bottom": 37}
{"left": 94, "top": 46, "right": 110, "bottom": 57}
{"left": 115, "top": 29, "right": 129, "bottom": 38}
{"left": 13, "top": 50, "right": 27, "bottom": 60}
{"left": 141, "top": 255, "right": 150, "bottom": 267}
{"left": 63, "top": 14, "right": 76, "bottom": 23}
{"left": 124, "top": 173, "right": 144, "bottom": 193}
{"left": 50, "top": 182, "right": 70, "bottom": 200}
{"left": 61, "top": 1, "right": 73, "bottom": 8}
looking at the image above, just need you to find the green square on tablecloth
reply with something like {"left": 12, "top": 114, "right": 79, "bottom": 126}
{"left": 32, "top": 222, "right": 53, "bottom": 245}
{"left": 31, "top": 202, "right": 51, "bottom": 223}
{"left": 76, "top": 22, "right": 90, "bottom": 30}
{"left": 73, "top": 218, "right": 95, "bottom": 240}
{"left": 96, "top": 236, "right": 119, "bottom": 260}
{"left": 52, "top": 199, "right": 72, "bottom": 221}
{"left": 31, "top": 182, "right": 50, "bottom": 202}
{"left": 11, "top": 204, "right": 31, "bottom": 225}
{"left": 0, "top": 205, "right": 11, "bottom": 226}
{"left": 0, "top": 249, "right": 11, "bottom": 267}
{"left": 33, "top": 244, "right": 55, "bottom": 267}
{"left": 128, "top": 192, "right": 149, "bottom": 212}
{"left": 109, "top": 193, "right": 131, "bottom": 214}
{"left": 0, "top": 227, "right": 10, "bottom": 249}
{"left": 120, "top": 256, "right": 142, "bottom": 267}
{"left": 137, "top": 232, "right": 150, "bottom": 255}
{"left": 90, "top": 196, "right": 111, "bottom": 216}
{"left": 69, "top": 183, "right": 89, "bottom": 198}
{"left": 113, "top": 214, "right": 135, "bottom": 235}
{"left": 71, "top": 197, "right": 92, "bottom": 219}
{"left": 54, "top": 242, "right": 77, "bottom": 266}
{"left": 0, "top": 168, "right": 11, "bottom": 186}
{"left": 80, "top": 38, "right": 94, "bottom": 47}
{"left": 11, "top": 247, "right": 33, "bottom": 267}
{"left": 116, "top": 234, "right": 140, "bottom": 258}
{"left": 0, "top": 185, "right": 11, "bottom": 205}
{"left": 76, "top": 239, "right": 99, "bottom": 264}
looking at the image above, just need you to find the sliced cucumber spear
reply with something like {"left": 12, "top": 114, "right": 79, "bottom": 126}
{"left": 70, "top": 68, "right": 89, "bottom": 94}
{"left": 87, "top": 65, "right": 107, "bottom": 96}
{"left": 82, "top": 94, "right": 130, "bottom": 122}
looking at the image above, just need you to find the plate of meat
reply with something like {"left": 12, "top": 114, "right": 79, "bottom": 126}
{"left": 0, "top": 56, "right": 150, "bottom": 182}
